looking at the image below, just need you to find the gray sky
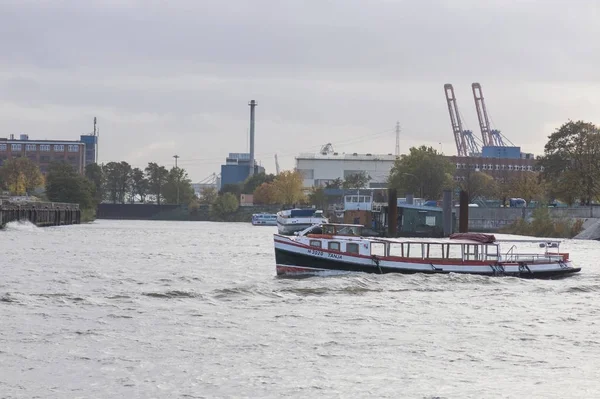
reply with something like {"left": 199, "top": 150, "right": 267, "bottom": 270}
{"left": 1, "top": 0, "right": 600, "bottom": 181}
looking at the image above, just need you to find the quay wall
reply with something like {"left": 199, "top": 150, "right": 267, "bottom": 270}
{"left": 468, "top": 207, "right": 596, "bottom": 232}
{"left": 0, "top": 200, "right": 81, "bottom": 228}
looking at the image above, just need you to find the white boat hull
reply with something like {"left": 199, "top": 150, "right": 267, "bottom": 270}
{"left": 274, "top": 235, "right": 581, "bottom": 278}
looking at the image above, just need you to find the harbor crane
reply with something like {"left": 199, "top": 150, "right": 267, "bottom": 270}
{"left": 472, "top": 82, "right": 511, "bottom": 147}
{"left": 444, "top": 84, "right": 480, "bottom": 157}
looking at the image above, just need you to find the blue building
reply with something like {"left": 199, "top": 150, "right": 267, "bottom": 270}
{"left": 481, "top": 146, "right": 522, "bottom": 159}
{"left": 80, "top": 134, "right": 97, "bottom": 166}
{"left": 220, "top": 153, "right": 265, "bottom": 189}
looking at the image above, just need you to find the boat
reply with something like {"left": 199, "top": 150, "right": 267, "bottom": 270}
{"left": 273, "top": 223, "right": 581, "bottom": 278}
{"left": 252, "top": 213, "right": 277, "bottom": 226}
{"left": 276, "top": 208, "right": 328, "bottom": 235}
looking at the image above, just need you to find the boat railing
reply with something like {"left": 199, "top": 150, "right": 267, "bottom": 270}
{"left": 500, "top": 253, "right": 565, "bottom": 263}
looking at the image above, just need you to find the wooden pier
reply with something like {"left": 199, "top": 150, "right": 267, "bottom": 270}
{"left": 0, "top": 199, "right": 81, "bottom": 228}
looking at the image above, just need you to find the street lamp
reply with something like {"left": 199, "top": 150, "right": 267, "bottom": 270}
{"left": 173, "top": 155, "right": 180, "bottom": 205}
{"left": 402, "top": 172, "right": 424, "bottom": 199}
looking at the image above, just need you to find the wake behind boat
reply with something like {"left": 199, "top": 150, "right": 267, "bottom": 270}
{"left": 276, "top": 208, "right": 328, "bottom": 235}
{"left": 273, "top": 223, "right": 581, "bottom": 278}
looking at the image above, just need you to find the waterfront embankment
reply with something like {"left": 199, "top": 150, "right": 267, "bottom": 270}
{"left": 0, "top": 199, "right": 81, "bottom": 228}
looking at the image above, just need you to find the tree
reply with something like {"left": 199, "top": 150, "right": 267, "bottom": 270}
{"left": 45, "top": 162, "right": 94, "bottom": 209}
{"left": 211, "top": 192, "right": 239, "bottom": 220}
{"left": 272, "top": 170, "right": 305, "bottom": 205}
{"left": 342, "top": 171, "right": 371, "bottom": 189}
{"left": 307, "top": 186, "right": 327, "bottom": 209}
{"left": 242, "top": 173, "right": 276, "bottom": 194}
{"left": 388, "top": 146, "right": 454, "bottom": 199}
{"left": 130, "top": 167, "right": 149, "bottom": 203}
{"left": 253, "top": 182, "right": 278, "bottom": 204}
{"left": 85, "top": 163, "right": 104, "bottom": 204}
{"left": 199, "top": 186, "right": 218, "bottom": 205}
{"left": 219, "top": 183, "right": 242, "bottom": 197}
{"left": 163, "top": 166, "right": 195, "bottom": 204}
{"left": 325, "top": 178, "right": 343, "bottom": 189}
{"left": 505, "top": 172, "right": 546, "bottom": 204}
{"left": 103, "top": 161, "right": 132, "bottom": 204}
{"left": 538, "top": 120, "right": 600, "bottom": 205}
{"left": 145, "top": 162, "right": 169, "bottom": 205}
{"left": 0, "top": 158, "right": 44, "bottom": 195}
{"left": 456, "top": 170, "right": 497, "bottom": 203}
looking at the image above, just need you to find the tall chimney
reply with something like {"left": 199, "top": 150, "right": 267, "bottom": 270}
{"left": 248, "top": 100, "right": 257, "bottom": 177}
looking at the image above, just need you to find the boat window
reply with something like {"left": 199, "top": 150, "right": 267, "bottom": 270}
{"left": 407, "top": 243, "right": 423, "bottom": 259}
{"left": 426, "top": 244, "right": 444, "bottom": 259}
{"left": 371, "top": 242, "right": 386, "bottom": 256}
{"left": 323, "top": 225, "right": 335, "bottom": 235}
{"left": 328, "top": 241, "right": 340, "bottom": 251}
{"left": 310, "top": 240, "right": 322, "bottom": 248}
{"left": 346, "top": 243, "right": 359, "bottom": 254}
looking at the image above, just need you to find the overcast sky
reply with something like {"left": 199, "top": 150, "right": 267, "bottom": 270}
{"left": 1, "top": 0, "right": 600, "bottom": 181}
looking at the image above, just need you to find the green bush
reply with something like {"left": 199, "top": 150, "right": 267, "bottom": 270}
{"left": 500, "top": 208, "right": 583, "bottom": 238}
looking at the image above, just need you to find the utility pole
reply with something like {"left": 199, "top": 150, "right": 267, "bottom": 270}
{"left": 173, "top": 155, "right": 180, "bottom": 204}
{"left": 395, "top": 121, "right": 400, "bottom": 157}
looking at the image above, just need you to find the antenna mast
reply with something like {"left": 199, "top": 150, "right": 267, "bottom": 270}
{"left": 395, "top": 121, "right": 400, "bottom": 156}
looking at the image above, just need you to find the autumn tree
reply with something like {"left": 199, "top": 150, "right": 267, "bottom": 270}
{"left": 242, "top": 173, "right": 276, "bottom": 194}
{"left": 0, "top": 158, "right": 44, "bottom": 195}
{"left": 538, "top": 120, "right": 600, "bottom": 205}
{"left": 253, "top": 182, "right": 277, "bottom": 204}
{"left": 388, "top": 146, "right": 454, "bottom": 199}
{"left": 504, "top": 172, "right": 546, "bottom": 204}
{"left": 273, "top": 170, "right": 305, "bottom": 205}
{"left": 211, "top": 192, "right": 239, "bottom": 220}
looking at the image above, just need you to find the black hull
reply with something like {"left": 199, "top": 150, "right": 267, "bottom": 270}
{"left": 274, "top": 248, "right": 581, "bottom": 279}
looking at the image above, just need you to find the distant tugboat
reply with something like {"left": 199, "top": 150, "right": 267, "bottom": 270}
{"left": 276, "top": 208, "right": 328, "bottom": 235}
{"left": 273, "top": 223, "right": 581, "bottom": 278}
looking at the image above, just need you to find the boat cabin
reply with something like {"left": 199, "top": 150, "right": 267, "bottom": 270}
{"left": 295, "top": 226, "right": 565, "bottom": 263}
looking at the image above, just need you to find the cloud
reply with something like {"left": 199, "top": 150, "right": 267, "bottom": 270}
{"left": 1, "top": 0, "right": 600, "bottom": 178}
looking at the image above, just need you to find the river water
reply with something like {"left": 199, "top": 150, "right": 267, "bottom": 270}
{"left": 1, "top": 220, "right": 600, "bottom": 398}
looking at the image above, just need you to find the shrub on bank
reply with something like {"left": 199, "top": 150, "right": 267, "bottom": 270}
{"left": 500, "top": 207, "right": 584, "bottom": 238}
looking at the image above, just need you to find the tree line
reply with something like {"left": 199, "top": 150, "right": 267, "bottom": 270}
{"left": 387, "top": 120, "right": 600, "bottom": 206}
{"left": 0, "top": 158, "right": 196, "bottom": 214}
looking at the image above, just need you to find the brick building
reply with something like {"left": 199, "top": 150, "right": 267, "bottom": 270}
{"left": 0, "top": 134, "right": 86, "bottom": 174}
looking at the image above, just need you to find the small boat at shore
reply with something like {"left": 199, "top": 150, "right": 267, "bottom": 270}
{"left": 252, "top": 213, "right": 277, "bottom": 226}
{"left": 273, "top": 223, "right": 581, "bottom": 278}
{"left": 276, "top": 208, "right": 328, "bottom": 235}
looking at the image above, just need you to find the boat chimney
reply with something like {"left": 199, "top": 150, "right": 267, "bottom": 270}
{"left": 248, "top": 100, "right": 257, "bottom": 177}
{"left": 459, "top": 190, "right": 469, "bottom": 233}
{"left": 388, "top": 188, "right": 398, "bottom": 237}
{"left": 442, "top": 189, "right": 453, "bottom": 236}
{"left": 405, "top": 193, "right": 414, "bottom": 205}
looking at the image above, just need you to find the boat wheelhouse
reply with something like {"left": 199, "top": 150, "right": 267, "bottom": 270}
{"left": 252, "top": 213, "right": 277, "bottom": 226}
{"left": 276, "top": 208, "right": 328, "bottom": 235}
{"left": 273, "top": 223, "right": 580, "bottom": 278}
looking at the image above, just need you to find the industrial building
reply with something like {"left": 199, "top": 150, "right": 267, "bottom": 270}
{"left": 220, "top": 153, "right": 265, "bottom": 188}
{"left": 295, "top": 144, "right": 397, "bottom": 188}
{"left": 0, "top": 134, "right": 86, "bottom": 174}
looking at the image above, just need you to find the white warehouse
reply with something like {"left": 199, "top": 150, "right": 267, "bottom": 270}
{"left": 295, "top": 152, "right": 397, "bottom": 188}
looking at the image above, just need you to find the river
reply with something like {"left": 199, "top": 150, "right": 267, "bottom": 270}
{"left": 1, "top": 220, "right": 600, "bottom": 398}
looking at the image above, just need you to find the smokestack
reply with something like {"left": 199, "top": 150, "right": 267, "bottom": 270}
{"left": 248, "top": 100, "right": 257, "bottom": 176}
